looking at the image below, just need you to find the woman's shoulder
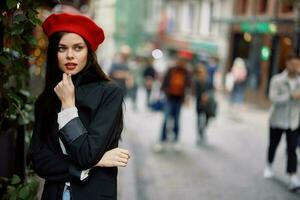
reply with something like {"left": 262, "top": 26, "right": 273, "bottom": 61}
{"left": 100, "top": 81, "right": 124, "bottom": 98}
{"left": 77, "top": 80, "right": 124, "bottom": 105}
{"left": 88, "top": 80, "right": 124, "bottom": 95}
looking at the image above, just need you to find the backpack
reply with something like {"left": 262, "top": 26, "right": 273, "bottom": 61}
{"left": 167, "top": 68, "right": 186, "bottom": 97}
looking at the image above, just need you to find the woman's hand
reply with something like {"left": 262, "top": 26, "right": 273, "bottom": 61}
{"left": 95, "top": 148, "right": 130, "bottom": 167}
{"left": 54, "top": 73, "right": 75, "bottom": 109}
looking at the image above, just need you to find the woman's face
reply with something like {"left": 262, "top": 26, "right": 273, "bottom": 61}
{"left": 57, "top": 33, "right": 88, "bottom": 75}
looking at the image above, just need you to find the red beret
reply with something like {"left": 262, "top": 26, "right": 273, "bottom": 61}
{"left": 42, "top": 13, "right": 105, "bottom": 51}
{"left": 178, "top": 50, "right": 193, "bottom": 60}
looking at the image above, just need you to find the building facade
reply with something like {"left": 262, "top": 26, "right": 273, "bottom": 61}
{"left": 225, "top": 0, "right": 296, "bottom": 107}
{"left": 143, "top": 0, "right": 234, "bottom": 72}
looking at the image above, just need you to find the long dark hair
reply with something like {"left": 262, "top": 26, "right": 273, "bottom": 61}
{"left": 36, "top": 32, "right": 123, "bottom": 140}
{"left": 43, "top": 32, "right": 110, "bottom": 92}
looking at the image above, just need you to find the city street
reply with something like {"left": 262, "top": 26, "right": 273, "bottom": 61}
{"left": 118, "top": 90, "right": 300, "bottom": 200}
{"left": 3, "top": 1, "right": 300, "bottom": 200}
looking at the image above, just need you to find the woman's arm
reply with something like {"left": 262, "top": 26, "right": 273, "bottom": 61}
{"left": 30, "top": 122, "right": 129, "bottom": 181}
{"left": 95, "top": 148, "right": 130, "bottom": 167}
{"left": 28, "top": 104, "right": 82, "bottom": 182}
{"left": 29, "top": 99, "right": 129, "bottom": 183}
{"left": 54, "top": 74, "right": 127, "bottom": 169}
{"left": 58, "top": 85, "right": 125, "bottom": 169}
{"left": 57, "top": 106, "right": 130, "bottom": 169}
{"left": 30, "top": 141, "right": 129, "bottom": 181}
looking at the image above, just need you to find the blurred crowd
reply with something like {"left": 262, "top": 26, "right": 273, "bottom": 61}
{"left": 106, "top": 45, "right": 219, "bottom": 147}
{"left": 106, "top": 45, "right": 300, "bottom": 192}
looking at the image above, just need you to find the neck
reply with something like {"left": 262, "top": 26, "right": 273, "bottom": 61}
{"left": 288, "top": 73, "right": 297, "bottom": 78}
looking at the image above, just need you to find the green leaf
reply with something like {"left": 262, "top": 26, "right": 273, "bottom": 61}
{"left": 12, "top": 38, "right": 23, "bottom": 53}
{"left": 11, "top": 26, "right": 24, "bottom": 35}
{"left": 9, "top": 193, "right": 17, "bottom": 200}
{"left": 6, "top": 0, "right": 18, "bottom": 9}
{"left": 19, "top": 186, "right": 30, "bottom": 199}
{"left": 10, "top": 175, "right": 21, "bottom": 185}
{"left": 14, "top": 59, "right": 26, "bottom": 71}
{"left": 6, "top": 186, "right": 17, "bottom": 200}
{"left": 29, "top": 17, "right": 42, "bottom": 25}
{"left": 7, "top": 113, "right": 17, "bottom": 120}
{"left": 0, "top": 176, "right": 9, "bottom": 182}
{"left": 6, "top": 92, "right": 23, "bottom": 108}
{"left": 20, "top": 89, "right": 31, "bottom": 97}
{"left": 29, "top": 179, "right": 39, "bottom": 191}
{"left": 14, "top": 14, "right": 27, "bottom": 23}
{"left": 0, "top": 56, "right": 11, "bottom": 66}
{"left": 26, "top": 35, "right": 38, "bottom": 47}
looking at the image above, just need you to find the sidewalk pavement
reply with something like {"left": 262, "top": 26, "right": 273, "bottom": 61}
{"left": 117, "top": 90, "right": 300, "bottom": 200}
{"left": 118, "top": 135, "right": 138, "bottom": 200}
{"left": 118, "top": 93, "right": 269, "bottom": 200}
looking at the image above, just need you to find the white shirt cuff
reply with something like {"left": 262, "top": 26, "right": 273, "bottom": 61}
{"left": 80, "top": 169, "right": 90, "bottom": 181}
{"left": 57, "top": 107, "right": 79, "bottom": 129}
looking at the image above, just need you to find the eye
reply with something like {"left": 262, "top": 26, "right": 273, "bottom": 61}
{"left": 58, "top": 46, "right": 66, "bottom": 52}
{"left": 74, "top": 45, "right": 84, "bottom": 51}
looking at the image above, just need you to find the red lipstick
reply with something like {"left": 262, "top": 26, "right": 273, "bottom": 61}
{"left": 65, "top": 63, "right": 77, "bottom": 70}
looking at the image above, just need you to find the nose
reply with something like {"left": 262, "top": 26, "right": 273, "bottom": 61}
{"left": 66, "top": 49, "right": 74, "bottom": 60}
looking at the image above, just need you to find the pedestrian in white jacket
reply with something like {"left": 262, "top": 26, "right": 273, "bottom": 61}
{"left": 264, "top": 52, "right": 300, "bottom": 192}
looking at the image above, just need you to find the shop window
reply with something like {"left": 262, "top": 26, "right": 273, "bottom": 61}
{"left": 259, "top": 0, "right": 268, "bottom": 14}
{"left": 209, "top": 1, "right": 214, "bottom": 34}
{"left": 281, "top": 3, "right": 293, "bottom": 13}
{"left": 188, "top": 3, "right": 198, "bottom": 34}
{"left": 238, "top": 0, "right": 248, "bottom": 15}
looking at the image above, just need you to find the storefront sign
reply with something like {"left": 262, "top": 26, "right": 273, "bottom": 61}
{"left": 190, "top": 41, "right": 218, "bottom": 55}
{"left": 240, "top": 22, "right": 277, "bottom": 34}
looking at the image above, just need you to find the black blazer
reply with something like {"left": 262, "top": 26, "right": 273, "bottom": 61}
{"left": 28, "top": 68, "right": 124, "bottom": 200}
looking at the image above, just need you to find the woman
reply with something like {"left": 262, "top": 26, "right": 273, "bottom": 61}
{"left": 28, "top": 13, "right": 130, "bottom": 200}
{"left": 194, "top": 63, "right": 215, "bottom": 144}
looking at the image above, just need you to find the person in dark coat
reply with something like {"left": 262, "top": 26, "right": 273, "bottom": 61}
{"left": 143, "top": 58, "right": 157, "bottom": 107}
{"left": 154, "top": 51, "right": 192, "bottom": 152}
{"left": 194, "top": 63, "right": 215, "bottom": 144}
{"left": 28, "top": 13, "right": 130, "bottom": 200}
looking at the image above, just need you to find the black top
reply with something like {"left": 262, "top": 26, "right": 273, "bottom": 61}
{"left": 28, "top": 67, "right": 124, "bottom": 200}
{"left": 161, "top": 66, "right": 191, "bottom": 101}
{"left": 195, "top": 79, "right": 214, "bottom": 114}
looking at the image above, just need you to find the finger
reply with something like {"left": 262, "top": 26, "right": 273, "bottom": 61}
{"left": 119, "top": 153, "right": 130, "bottom": 159}
{"left": 118, "top": 157, "right": 129, "bottom": 164}
{"left": 67, "top": 74, "right": 74, "bottom": 86}
{"left": 118, "top": 150, "right": 130, "bottom": 157}
{"left": 58, "top": 81, "right": 64, "bottom": 87}
{"left": 63, "top": 73, "right": 68, "bottom": 85}
{"left": 55, "top": 81, "right": 61, "bottom": 88}
{"left": 54, "top": 85, "right": 61, "bottom": 92}
{"left": 115, "top": 161, "right": 127, "bottom": 167}
{"left": 119, "top": 148, "right": 130, "bottom": 155}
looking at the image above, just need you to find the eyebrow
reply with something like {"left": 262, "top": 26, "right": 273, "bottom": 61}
{"left": 58, "top": 43, "right": 86, "bottom": 46}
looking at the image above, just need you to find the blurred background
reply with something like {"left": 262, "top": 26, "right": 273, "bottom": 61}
{"left": 1, "top": 0, "right": 300, "bottom": 199}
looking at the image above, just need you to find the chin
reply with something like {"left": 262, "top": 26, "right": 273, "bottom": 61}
{"left": 69, "top": 71, "right": 79, "bottom": 75}
{"left": 63, "top": 69, "right": 78, "bottom": 75}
